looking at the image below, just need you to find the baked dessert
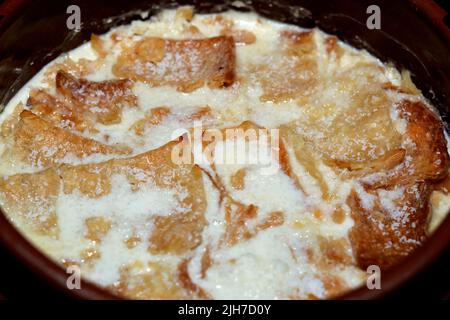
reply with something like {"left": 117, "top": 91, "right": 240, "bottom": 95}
{"left": 0, "top": 7, "right": 449, "bottom": 299}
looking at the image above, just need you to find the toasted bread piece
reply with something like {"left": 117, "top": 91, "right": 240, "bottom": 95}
{"left": 317, "top": 236, "right": 354, "bottom": 267}
{"left": 27, "top": 89, "right": 97, "bottom": 133}
{"left": 248, "top": 31, "right": 317, "bottom": 103}
{"left": 42, "top": 57, "right": 97, "bottom": 86}
{"left": 131, "top": 107, "right": 171, "bottom": 136}
{"left": 221, "top": 197, "right": 284, "bottom": 247}
{"left": 300, "top": 235, "right": 355, "bottom": 298}
{"left": 56, "top": 70, "right": 137, "bottom": 124}
{"left": 90, "top": 34, "right": 108, "bottom": 58}
{"left": 113, "top": 258, "right": 210, "bottom": 300}
{"left": 341, "top": 100, "right": 449, "bottom": 189}
{"left": 3, "top": 110, "right": 129, "bottom": 168}
{"left": 0, "top": 103, "right": 25, "bottom": 138}
{"left": 1, "top": 138, "right": 207, "bottom": 252}
{"left": 342, "top": 102, "right": 448, "bottom": 269}
{"left": 149, "top": 211, "right": 206, "bottom": 255}
{"left": 112, "top": 36, "right": 236, "bottom": 92}
{"left": 222, "top": 197, "right": 258, "bottom": 246}
{"left": 348, "top": 182, "right": 430, "bottom": 269}
{"left": 130, "top": 106, "right": 212, "bottom": 136}
{"left": 0, "top": 168, "right": 60, "bottom": 237}
{"left": 278, "top": 58, "right": 404, "bottom": 167}
{"left": 324, "top": 35, "right": 344, "bottom": 58}
{"left": 112, "top": 261, "right": 189, "bottom": 299}
{"left": 60, "top": 139, "right": 207, "bottom": 254}
{"left": 369, "top": 100, "right": 449, "bottom": 188}
{"left": 59, "top": 159, "right": 113, "bottom": 198}
{"left": 329, "top": 148, "right": 406, "bottom": 178}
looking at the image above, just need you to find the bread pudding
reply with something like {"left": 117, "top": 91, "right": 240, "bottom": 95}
{"left": 0, "top": 7, "right": 449, "bottom": 299}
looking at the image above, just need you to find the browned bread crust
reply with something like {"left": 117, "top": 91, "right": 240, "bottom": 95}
{"left": 0, "top": 168, "right": 60, "bottom": 236}
{"left": 348, "top": 182, "right": 430, "bottom": 269}
{"left": 55, "top": 70, "right": 137, "bottom": 125}
{"left": 0, "top": 138, "right": 207, "bottom": 255}
{"left": 3, "top": 110, "right": 130, "bottom": 168}
{"left": 348, "top": 100, "right": 449, "bottom": 269}
{"left": 112, "top": 36, "right": 236, "bottom": 92}
{"left": 27, "top": 89, "right": 96, "bottom": 133}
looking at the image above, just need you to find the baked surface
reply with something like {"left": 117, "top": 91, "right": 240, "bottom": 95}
{"left": 0, "top": 8, "right": 449, "bottom": 299}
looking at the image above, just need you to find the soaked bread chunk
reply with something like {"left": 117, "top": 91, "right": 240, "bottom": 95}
{"left": 348, "top": 182, "right": 430, "bottom": 269}
{"left": 149, "top": 210, "right": 206, "bottom": 255}
{"left": 56, "top": 70, "right": 137, "bottom": 124}
{"left": 366, "top": 100, "right": 449, "bottom": 188}
{"left": 222, "top": 197, "right": 258, "bottom": 246}
{"left": 347, "top": 101, "right": 449, "bottom": 269}
{"left": 295, "top": 63, "right": 403, "bottom": 164}
{"left": 61, "top": 139, "right": 207, "bottom": 254}
{"left": 1, "top": 110, "right": 130, "bottom": 169}
{"left": 111, "top": 261, "right": 188, "bottom": 299}
{"left": 1, "top": 138, "right": 207, "bottom": 254}
{"left": 0, "top": 168, "right": 60, "bottom": 237}
{"left": 113, "top": 36, "right": 235, "bottom": 92}
{"left": 112, "top": 36, "right": 236, "bottom": 92}
{"left": 27, "top": 89, "right": 97, "bottom": 133}
{"left": 247, "top": 30, "right": 318, "bottom": 103}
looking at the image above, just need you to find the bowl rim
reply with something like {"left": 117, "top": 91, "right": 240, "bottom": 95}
{"left": 0, "top": 0, "right": 449, "bottom": 300}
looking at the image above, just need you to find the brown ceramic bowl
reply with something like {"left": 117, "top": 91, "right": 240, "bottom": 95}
{"left": 0, "top": 0, "right": 449, "bottom": 300}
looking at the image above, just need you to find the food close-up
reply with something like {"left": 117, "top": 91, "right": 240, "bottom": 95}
{"left": 0, "top": 0, "right": 449, "bottom": 303}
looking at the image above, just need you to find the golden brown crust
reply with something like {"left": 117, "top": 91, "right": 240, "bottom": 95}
{"left": 348, "top": 182, "right": 430, "bottom": 269}
{"left": 0, "top": 168, "right": 60, "bottom": 237}
{"left": 55, "top": 70, "right": 137, "bottom": 124}
{"left": 353, "top": 100, "right": 449, "bottom": 188}
{"left": 4, "top": 110, "right": 130, "bottom": 168}
{"left": 90, "top": 34, "right": 108, "bottom": 58}
{"left": 248, "top": 30, "right": 317, "bottom": 103}
{"left": 84, "top": 217, "right": 112, "bottom": 242}
{"left": 130, "top": 106, "right": 212, "bottom": 137}
{"left": 112, "top": 261, "right": 188, "bottom": 299}
{"left": 27, "top": 89, "right": 97, "bottom": 133}
{"left": 60, "top": 139, "right": 207, "bottom": 255}
{"left": 131, "top": 106, "right": 171, "bottom": 136}
{"left": 288, "top": 61, "right": 403, "bottom": 164}
{"left": 391, "top": 100, "right": 448, "bottom": 184}
{"left": 222, "top": 197, "right": 258, "bottom": 246}
{"left": 329, "top": 148, "right": 406, "bottom": 178}
{"left": 347, "top": 100, "right": 449, "bottom": 269}
{"left": 280, "top": 99, "right": 449, "bottom": 270}
{"left": 318, "top": 236, "right": 354, "bottom": 267}
{"left": 280, "top": 126, "right": 329, "bottom": 199}
{"left": 112, "top": 36, "right": 236, "bottom": 92}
